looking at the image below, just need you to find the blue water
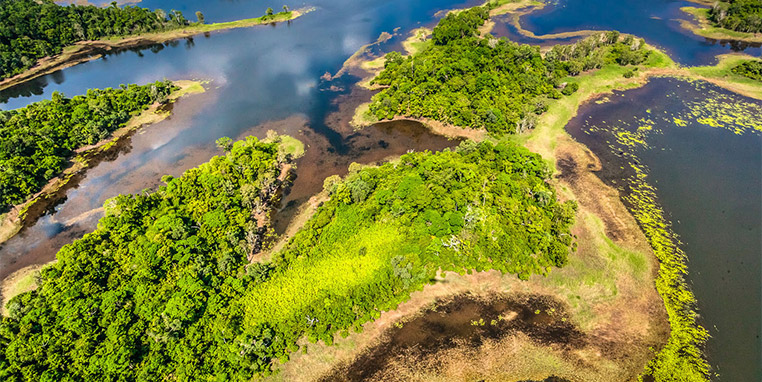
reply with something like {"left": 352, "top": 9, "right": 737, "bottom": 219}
{"left": 492, "top": 0, "right": 761, "bottom": 66}
{"left": 1, "top": 1, "right": 760, "bottom": 380}
{"left": 567, "top": 77, "right": 762, "bottom": 381}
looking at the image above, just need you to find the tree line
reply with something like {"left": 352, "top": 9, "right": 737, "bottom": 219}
{"left": 369, "top": 5, "right": 650, "bottom": 135}
{"left": 0, "top": 0, "right": 192, "bottom": 80}
{"left": 0, "top": 80, "right": 176, "bottom": 211}
{"left": 709, "top": 0, "right": 762, "bottom": 33}
{"left": 0, "top": 138, "right": 576, "bottom": 380}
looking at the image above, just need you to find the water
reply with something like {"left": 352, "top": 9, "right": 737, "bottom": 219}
{"left": 0, "top": 1, "right": 761, "bottom": 379}
{"left": 0, "top": 0, "right": 476, "bottom": 278}
{"left": 566, "top": 77, "right": 762, "bottom": 381}
{"left": 490, "top": 0, "right": 761, "bottom": 66}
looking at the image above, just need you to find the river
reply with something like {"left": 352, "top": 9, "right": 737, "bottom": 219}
{"left": 1, "top": 1, "right": 761, "bottom": 380}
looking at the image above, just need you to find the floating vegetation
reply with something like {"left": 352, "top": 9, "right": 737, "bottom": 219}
{"left": 575, "top": 78, "right": 762, "bottom": 381}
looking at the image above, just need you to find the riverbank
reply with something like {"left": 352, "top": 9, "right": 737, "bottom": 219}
{"left": 680, "top": 7, "right": 762, "bottom": 44}
{"left": 0, "top": 80, "right": 205, "bottom": 246}
{"left": 0, "top": 9, "right": 312, "bottom": 93}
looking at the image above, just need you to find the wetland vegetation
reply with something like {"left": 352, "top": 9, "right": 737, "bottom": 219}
{"left": 0, "top": 0, "right": 761, "bottom": 381}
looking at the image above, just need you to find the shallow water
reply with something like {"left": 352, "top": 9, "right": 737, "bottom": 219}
{"left": 319, "top": 294, "right": 578, "bottom": 382}
{"left": 566, "top": 77, "right": 762, "bottom": 381}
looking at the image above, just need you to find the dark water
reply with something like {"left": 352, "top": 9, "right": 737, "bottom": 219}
{"left": 319, "top": 294, "right": 579, "bottom": 382}
{"left": 567, "top": 77, "right": 762, "bottom": 382}
{"left": 490, "top": 0, "right": 761, "bottom": 66}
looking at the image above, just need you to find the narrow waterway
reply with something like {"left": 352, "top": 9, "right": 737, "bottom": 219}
{"left": 567, "top": 77, "right": 762, "bottom": 381}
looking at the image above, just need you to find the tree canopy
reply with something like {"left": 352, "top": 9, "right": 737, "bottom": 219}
{"left": 0, "top": 80, "right": 176, "bottom": 211}
{"left": 369, "top": 6, "right": 649, "bottom": 134}
{"left": 0, "top": 0, "right": 191, "bottom": 80}
{"left": 709, "top": 0, "right": 762, "bottom": 33}
{"left": 731, "top": 59, "right": 762, "bottom": 81}
{"left": 0, "top": 139, "right": 576, "bottom": 380}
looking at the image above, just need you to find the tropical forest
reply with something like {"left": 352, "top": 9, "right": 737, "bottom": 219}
{"left": 0, "top": 0, "right": 760, "bottom": 382}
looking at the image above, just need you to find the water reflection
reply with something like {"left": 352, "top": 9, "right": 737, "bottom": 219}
{"left": 0, "top": 0, "right": 477, "bottom": 278}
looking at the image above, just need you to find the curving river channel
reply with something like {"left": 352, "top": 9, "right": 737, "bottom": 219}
{"left": 1, "top": 0, "right": 760, "bottom": 380}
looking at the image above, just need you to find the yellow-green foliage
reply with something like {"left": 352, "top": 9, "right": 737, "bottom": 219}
{"left": 238, "top": 140, "right": 577, "bottom": 365}
{"left": 628, "top": 163, "right": 710, "bottom": 381}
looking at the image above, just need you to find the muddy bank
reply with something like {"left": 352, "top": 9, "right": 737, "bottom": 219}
{"left": 319, "top": 294, "right": 584, "bottom": 382}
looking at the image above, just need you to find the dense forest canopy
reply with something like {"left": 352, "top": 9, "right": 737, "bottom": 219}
{"left": 369, "top": 6, "right": 649, "bottom": 134}
{"left": 0, "top": 139, "right": 576, "bottom": 381}
{"left": 709, "top": 0, "right": 762, "bottom": 33}
{"left": 0, "top": 80, "right": 176, "bottom": 210}
{"left": 0, "top": 136, "right": 293, "bottom": 381}
{"left": 0, "top": 0, "right": 190, "bottom": 79}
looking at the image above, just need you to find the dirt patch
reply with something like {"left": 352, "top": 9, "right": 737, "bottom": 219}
{"left": 319, "top": 294, "right": 584, "bottom": 382}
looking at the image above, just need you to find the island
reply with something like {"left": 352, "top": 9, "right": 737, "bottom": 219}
{"left": 681, "top": 0, "right": 762, "bottom": 43}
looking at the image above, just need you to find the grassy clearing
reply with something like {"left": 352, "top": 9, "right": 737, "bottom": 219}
{"left": 267, "top": 132, "right": 306, "bottom": 158}
{"left": 0, "top": 264, "right": 44, "bottom": 316}
{"left": 402, "top": 27, "right": 432, "bottom": 56}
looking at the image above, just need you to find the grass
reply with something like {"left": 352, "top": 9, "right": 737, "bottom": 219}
{"left": 0, "top": 265, "right": 44, "bottom": 316}
{"left": 402, "top": 28, "right": 432, "bottom": 56}
{"left": 350, "top": 102, "right": 379, "bottom": 129}
{"left": 680, "top": 7, "right": 762, "bottom": 44}
{"left": 272, "top": 134, "right": 306, "bottom": 158}
{"left": 244, "top": 223, "right": 402, "bottom": 326}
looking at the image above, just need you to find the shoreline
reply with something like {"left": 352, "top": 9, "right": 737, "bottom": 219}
{"left": 0, "top": 9, "right": 312, "bottom": 93}
{"left": 0, "top": 80, "right": 206, "bottom": 246}
{"left": 679, "top": 6, "right": 762, "bottom": 44}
